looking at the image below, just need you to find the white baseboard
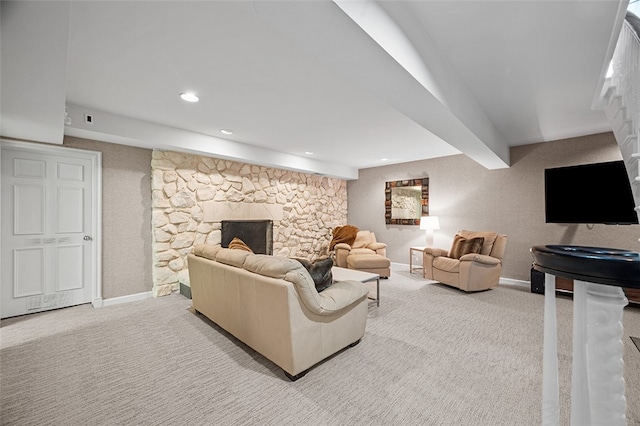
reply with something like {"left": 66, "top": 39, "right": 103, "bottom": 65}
{"left": 500, "top": 277, "right": 530, "bottom": 287}
{"left": 99, "top": 291, "right": 153, "bottom": 307}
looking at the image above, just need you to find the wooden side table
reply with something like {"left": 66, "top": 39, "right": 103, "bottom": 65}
{"left": 409, "top": 246, "right": 426, "bottom": 276}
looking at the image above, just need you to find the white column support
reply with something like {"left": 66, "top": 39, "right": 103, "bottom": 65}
{"left": 584, "top": 282, "right": 628, "bottom": 426}
{"left": 571, "top": 281, "right": 590, "bottom": 425}
{"left": 542, "top": 273, "right": 559, "bottom": 425}
{"left": 542, "top": 274, "right": 629, "bottom": 426}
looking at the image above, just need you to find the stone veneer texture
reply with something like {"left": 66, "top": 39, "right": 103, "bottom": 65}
{"left": 151, "top": 150, "right": 347, "bottom": 296}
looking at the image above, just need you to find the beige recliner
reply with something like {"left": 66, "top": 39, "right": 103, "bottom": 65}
{"left": 423, "top": 230, "right": 507, "bottom": 292}
{"left": 334, "top": 230, "right": 391, "bottom": 278}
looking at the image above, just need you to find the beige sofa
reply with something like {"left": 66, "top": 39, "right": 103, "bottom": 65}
{"left": 423, "top": 230, "right": 507, "bottom": 292}
{"left": 187, "top": 244, "right": 369, "bottom": 380}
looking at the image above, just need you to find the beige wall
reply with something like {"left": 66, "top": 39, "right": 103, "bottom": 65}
{"left": 347, "top": 132, "right": 640, "bottom": 282}
{"left": 10, "top": 138, "right": 347, "bottom": 299}
{"left": 63, "top": 137, "right": 153, "bottom": 298}
{"left": 17, "top": 131, "right": 638, "bottom": 296}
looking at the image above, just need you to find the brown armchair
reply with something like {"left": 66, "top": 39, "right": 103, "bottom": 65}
{"left": 423, "top": 230, "right": 507, "bottom": 292}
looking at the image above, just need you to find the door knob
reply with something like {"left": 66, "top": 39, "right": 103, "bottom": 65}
{"left": 83, "top": 235, "right": 93, "bottom": 241}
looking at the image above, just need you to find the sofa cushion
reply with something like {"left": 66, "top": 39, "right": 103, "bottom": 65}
{"left": 216, "top": 247, "right": 252, "bottom": 268}
{"left": 349, "top": 248, "right": 376, "bottom": 256}
{"left": 216, "top": 251, "right": 366, "bottom": 316}
{"left": 352, "top": 230, "right": 373, "bottom": 249}
{"left": 243, "top": 254, "right": 301, "bottom": 279}
{"left": 229, "top": 237, "right": 253, "bottom": 252}
{"left": 192, "top": 244, "right": 220, "bottom": 261}
{"left": 293, "top": 257, "right": 334, "bottom": 292}
{"left": 449, "top": 235, "right": 484, "bottom": 259}
{"left": 347, "top": 254, "right": 390, "bottom": 269}
{"left": 433, "top": 256, "right": 461, "bottom": 273}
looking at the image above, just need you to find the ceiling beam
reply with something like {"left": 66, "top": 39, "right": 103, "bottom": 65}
{"left": 0, "top": 1, "right": 70, "bottom": 144}
{"left": 64, "top": 104, "right": 359, "bottom": 180}
{"left": 251, "top": 0, "right": 510, "bottom": 169}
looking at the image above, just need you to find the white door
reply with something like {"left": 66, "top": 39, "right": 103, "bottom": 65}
{"left": 1, "top": 142, "right": 101, "bottom": 318}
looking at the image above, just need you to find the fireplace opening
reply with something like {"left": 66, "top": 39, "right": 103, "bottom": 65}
{"left": 221, "top": 220, "right": 273, "bottom": 255}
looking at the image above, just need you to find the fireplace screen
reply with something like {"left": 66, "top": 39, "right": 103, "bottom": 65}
{"left": 221, "top": 220, "right": 273, "bottom": 255}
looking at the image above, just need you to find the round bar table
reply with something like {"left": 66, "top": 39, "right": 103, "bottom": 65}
{"left": 530, "top": 245, "right": 640, "bottom": 426}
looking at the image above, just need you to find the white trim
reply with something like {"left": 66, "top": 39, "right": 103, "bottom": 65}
{"left": 0, "top": 139, "right": 103, "bottom": 310}
{"left": 591, "top": 0, "right": 630, "bottom": 110}
{"left": 499, "top": 277, "right": 530, "bottom": 288}
{"left": 0, "top": 146, "right": 2, "bottom": 320}
{"left": 100, "top": 291, "right": 153, "bottom": 307}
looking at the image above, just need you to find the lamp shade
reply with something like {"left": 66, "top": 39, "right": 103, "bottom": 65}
{"left": 420, "top": 216, "right": 440, "bottom": 230}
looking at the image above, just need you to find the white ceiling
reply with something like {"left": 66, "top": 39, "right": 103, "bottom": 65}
{"left": 0, "top": 1, "right": 627, "bottom": 179}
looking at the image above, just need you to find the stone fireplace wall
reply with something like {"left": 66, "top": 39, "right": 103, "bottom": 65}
{"left": 151, "top": 150, "right": 348, "bottom": 296}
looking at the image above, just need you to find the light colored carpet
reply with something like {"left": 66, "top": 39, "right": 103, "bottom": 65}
{"left": 1, "top": 265, "right": 639, "bottom": 425}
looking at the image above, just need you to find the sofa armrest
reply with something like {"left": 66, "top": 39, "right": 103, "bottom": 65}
{"left": 423, "top": 247, "right": 448, "bottom": 258}
{"left": 315, "top": 281, "right": 368, "bottom": 314}
{"left": 458, "top": 254, "right": 502, "bottom": 291}
{"left": 366, "top": 242, "right": 387, "bottom": 257}
{"left": 368, "top": 242, "right": 386, "bottom": 250}
{"left": 459, "top": 253, "right": 501, "bottom": 266}
{"left": 334, "top": 243, "right": 352, "bottom": 251}
{"left": 423, "top": 248, "right": 449, "bottom": 279}
{"left": 334, "top": 244, "right": 351, "bottom": 268}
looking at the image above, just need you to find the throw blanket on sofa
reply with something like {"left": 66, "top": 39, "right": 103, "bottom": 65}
{"left": 329, "top": 225, "right": 359, "bottom": 251}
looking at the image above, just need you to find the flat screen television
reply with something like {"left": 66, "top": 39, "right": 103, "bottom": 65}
{"left": 545, "top": 160, "right": 638, "bottom": 225}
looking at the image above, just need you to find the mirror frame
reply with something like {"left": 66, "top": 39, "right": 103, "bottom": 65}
{"left": 385, "top": 178, "right": 429, "bottom": 225}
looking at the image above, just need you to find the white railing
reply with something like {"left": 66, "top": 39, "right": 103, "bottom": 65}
{"left": 610, "top": 18, "right": 640, "bottom": 132}
{"left": 607, "top": 14, "right": 640, "bottom": 227}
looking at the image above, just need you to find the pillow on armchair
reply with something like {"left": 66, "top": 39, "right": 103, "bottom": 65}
{"left": 449, "top": 235, "right": 484, "bottom": 259}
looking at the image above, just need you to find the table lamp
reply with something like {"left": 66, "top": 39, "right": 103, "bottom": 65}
{"left": 420, "top": 216, "right": 440, "bottom": 247}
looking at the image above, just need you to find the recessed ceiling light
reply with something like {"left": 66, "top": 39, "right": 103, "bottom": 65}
{"left": 381, "top": 158, "right": 389, "bottom": 161}
{"left": 305, "top": 151, "right": 314, "bottom": 155}
{"left": 180, "top": 92, "right": 199, "bottom": 103}
{"left": 220, "top": 129, "right": 233, "bottom": 135}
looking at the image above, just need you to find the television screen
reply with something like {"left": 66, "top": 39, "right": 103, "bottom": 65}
{"left": 545, "top": 160, "right": 638, "bottom": 224}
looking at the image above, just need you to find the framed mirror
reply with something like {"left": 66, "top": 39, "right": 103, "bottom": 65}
{"left": 385, "top": 178, "right": 429, "bottom": 225}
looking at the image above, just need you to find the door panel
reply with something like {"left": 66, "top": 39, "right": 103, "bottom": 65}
{"left": 1, "top": 144, "right": 98, "bottom": 318}
{"left": 57, "top": 162, "right": 83, "bottom": 181}
{"left": 57, "top": 187, "right": 84, "bottom": 233}
{"left": 13, "top": 247, "right": 45, "bottom": 297}
{"left": 56, "top": 245, "right": 84, "bottom": 291}
{"left": 14, "top": 158, "right": 45, "bottom": 178}
{"left": 14, "top": 184, "right": 45, "bottom": 235}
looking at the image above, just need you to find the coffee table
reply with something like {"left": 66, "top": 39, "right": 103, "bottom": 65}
{"left": 332, "top": 266, "right": 380, "bottom": 306}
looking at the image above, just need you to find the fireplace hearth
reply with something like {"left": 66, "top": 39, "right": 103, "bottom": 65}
{"left": 221, "top": 220, "right": 273, "bottom": 255}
